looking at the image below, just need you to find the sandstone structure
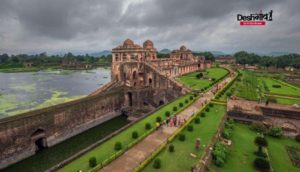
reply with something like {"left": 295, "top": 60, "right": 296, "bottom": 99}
{"left": 227, "top": 98, "right": 300, "bottom": 137}
{"left": 0, "top": 39, "right": 211, "bottom": 169}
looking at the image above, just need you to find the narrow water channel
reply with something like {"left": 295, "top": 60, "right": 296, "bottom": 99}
{"left": 2, "top": 115, "right": 129, "bottom": 172}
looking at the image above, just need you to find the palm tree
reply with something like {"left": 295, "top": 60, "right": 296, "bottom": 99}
{"left": 254, "top": 136, "right": 268, "bottom": 153}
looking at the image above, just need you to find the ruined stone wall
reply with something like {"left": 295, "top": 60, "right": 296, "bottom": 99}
{"left": 0, "top": 87, "right": 125, "bottom": 169}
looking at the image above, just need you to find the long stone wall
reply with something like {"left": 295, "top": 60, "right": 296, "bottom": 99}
{"left": 0, "top": 61, "right": 187, "bottom": 169}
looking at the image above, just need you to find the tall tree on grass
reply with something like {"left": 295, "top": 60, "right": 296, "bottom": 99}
{"left": 254, "top": 136, "right": 268, "bottom": 153}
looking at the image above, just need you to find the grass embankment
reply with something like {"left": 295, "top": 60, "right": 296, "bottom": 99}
{"left": 2, "top": 116, "right": 129, "bottom": 172}
{"left": 177, "top": 68, "right": 229, "bottom": 91}
{"left": 60, "top": 94, "right": 195, "bottom": 172}
{"left": 216, "top": 70, "right": 300, "bottom": 105}
{"left": 212, "top": 123, "right": 300, "bottom": 172}
{"left": 143, "top": 104, "right": 226, "bottom": 172}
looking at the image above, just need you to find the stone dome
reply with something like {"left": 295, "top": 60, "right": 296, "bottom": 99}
{"left": 123, "top": 39, "right": 134, "bottom": 46}
{"left": 180, "top": 45, "right": 187, "bottom": 51}
{"left": 143, "top": 40, "right": 154, "bottom": 49}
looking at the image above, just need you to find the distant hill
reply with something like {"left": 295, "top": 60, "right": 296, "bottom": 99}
{"left": 192, "top": 51, "right": 227, "bottom": 57}
{"left": 267, "top": 52, "right": 294, "bottom": 57}
{"left": 159, "top": 49, "right": 171, "bottom": 54}
{"left": 90, "top": 50, "right": 111, "bottom": 57}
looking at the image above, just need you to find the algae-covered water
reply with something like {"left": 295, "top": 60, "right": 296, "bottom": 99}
{"left": 0, "top": 67, "right": 111, "bottom": 118}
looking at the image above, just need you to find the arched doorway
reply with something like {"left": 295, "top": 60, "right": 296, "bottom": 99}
{"left": 159, "top": 100, "right": 165, "bottom": 106}
{"left": 31, "top": 129, "right": 47, "bottom": 151}
{"left": 132, "top": 71, "right": 137, "bottom": 79}
{"left": 125, "top": 92, "right": 133, "bottom": 106}
{"left": 149, "top": 78, "right": 152, "bottom": 85}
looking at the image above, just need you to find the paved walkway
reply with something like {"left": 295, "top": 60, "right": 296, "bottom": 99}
{"left": 100, "top": 76, "right": 234, "bottom": 172}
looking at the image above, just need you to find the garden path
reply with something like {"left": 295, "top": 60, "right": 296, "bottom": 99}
{"left": 100, "top": 75, "right": 234, "bottom": 172}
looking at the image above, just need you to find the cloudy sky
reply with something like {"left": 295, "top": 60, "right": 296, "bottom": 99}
{"left": 0, "top": 0, "right": 299, "bottom": 54}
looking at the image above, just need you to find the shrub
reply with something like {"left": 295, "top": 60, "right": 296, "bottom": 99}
{"left": 132, "top": 131, "right": 138, "bottom": 139}
{"left": 89, "top": 157, "right": 97, "bottom": 168}
{"left": 196, "top": 72, "right": 203, "bottom": 79}
{"left": 165, "top": 111, "right": 170, "bottom": 117}
{"left": 187, "top": 125, "right": 194, "bottom": 132}
{"left": 179, "top": 102, "right": 184, "bottom": 107}
{"left": 114, "top": 142, "right": 122, "bottom": 151}
{"left": 190, "top": 96, "right": 193, "bottom": 100}
{"left": 194, "top": 118, "right": 200, "bottom": 124}
{"left": 179, "top": 134, "right": 186, "bottom": 141}
{"left": 205, "top": 108, "right": 210, "bottom": 112}
{"left": 226, "top": 92, "right": 232, "bottom": 97}
{"left": 225, "top": 120, "right": 234, "bottom": 129}
{"left": 251, "top": 122, "right": 268, "bottom": 134}
{"left": 272, "top": 84, "right": 281, "bottom": 88}
{"left": 194, "top": 93, "right": 197, "bottom": 97}
{"left": 201, "top": 112, "right": 206, "bottom": 117}
{"left": 173, "top": 106, "right": 178, "bottom": 111}
{"left": 209, "top": 103, "right": 214, "bottom": 107}
{"left": 296, "top": 133, "right": 300, "bottom": 142}
{"left": 254, "top": 157, "right": 270, "bottom": 170}
{"left": 254, "top": 136, "right": 268, "bottom": 153}
{"left": 145, "top": 123, "right": 152, "bottom": 130}
{"left": 212, "top": 78, "right": 216, "bottom": 82}
{"left": 156, "top": 116, "right": 162, "bottom": 123}
{"left": 153, "top": 158, "right": 161, "bottom": 169}
{"left": 268, "top": 126, "right": 283, "bottom": 137}
{"left": 185, "top": 99, "right": 189, "bottom": 103}
{"left": 222, "top": 128, "right": 233, "bottom": 139}
{"left": 212, "top": 142, "right": 229, "bottom": 167}
{"left": 168, "top": 144, "right": 174, "bottom": 152}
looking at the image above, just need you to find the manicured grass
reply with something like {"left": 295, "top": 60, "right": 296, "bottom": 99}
{"left": 144, "top": 104, "right": 226, "bottom": 172}
{"left": 212, "top": 123, "right": 257, "bottom": 172}
{"left": 236, "top": 70, "right": 261, "bottom": 101}
{"left": 262, "top": 77, "right": 300, "bottom": 97}
{"left": 212, "top": 123, "right": 300, "bottom": 172}
{"left": 177, "top": 68, "right": 229, "bottom": 91}
{"left": 59, "top": 94, "right": 193, "bottom": 172}
{"left": 2, "top": 115, "right": 129, "bottom": 172}
{"left": 268, "top": 96, "right": 300, "bottom": 105}
{"left": 268, "top": 136, "right": 300, "bottom": 172}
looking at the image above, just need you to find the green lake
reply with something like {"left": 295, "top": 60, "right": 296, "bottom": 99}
{"left": 0, "top": 67, "right": 111, "bottom": 118}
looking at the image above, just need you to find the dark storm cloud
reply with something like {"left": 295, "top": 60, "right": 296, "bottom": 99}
{"left": 0, "top": 0, "right": 299, "bottom": 54}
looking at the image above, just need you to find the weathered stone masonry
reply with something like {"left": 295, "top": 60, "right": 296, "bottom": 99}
{"left": 0, "top": 39, "right": 211, "bottom": 169}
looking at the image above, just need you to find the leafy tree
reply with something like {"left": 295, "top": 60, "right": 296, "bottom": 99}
{"left": 168, "top": 144, "right": 175, "bottom": 152}
{"left": 268, "top": 126, "right": 283, "bottom": 137}
{"left": 145, "top": 123, "right": 152, "bottom": 130}
{"left": 89, "top": 157, "right": 97, "bottom": 168}
{"left": 254, "top": 157, "right": 270, "bottom": 170}
{"left": 132, "top": 131, "right": 138, "bottom": 139}
{"left": 153, "top": 158, "right": 162, "bottom": 169}
{"left": 254, "top": 136, "right": 268, "bottom": 153}
{"left": 114, "top": 142, "right": 122, "bottom": 151}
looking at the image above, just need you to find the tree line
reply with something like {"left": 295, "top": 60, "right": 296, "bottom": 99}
{"left": 0, "top": 52, "right": 112, "bottom": 68}
{"left": 234, "top": 51, "right": 300, "bottom": 69}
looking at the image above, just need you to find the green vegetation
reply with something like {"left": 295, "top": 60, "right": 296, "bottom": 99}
{"left": 2, "top": 116, "right": 129, "bottom": 172}
{"left": 234, "top": 51, "right": 300, "bottom": 69}
{"left": 177, "top": 68, "right": 229, "bottom": 91}
{"left": 0, "top": 52, "right": 111, "bottom": 73}
{"left": 143, "top": 104, "right": 226, "bottom": 172}
{"left": 59, "top": 94, "right": 193, "bottom": 172}
{"left": 212, "top": 123, "right": 300, "bottom": 172}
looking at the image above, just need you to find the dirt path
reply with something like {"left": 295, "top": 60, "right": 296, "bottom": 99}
{"left": 100, "top": 76, "right": 234, "bottom": 172}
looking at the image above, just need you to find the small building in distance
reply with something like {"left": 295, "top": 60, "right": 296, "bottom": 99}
{"left": 215, "top": 55, "right": 235, "bottom": 64}
{"left": 62, "top": 59, "right": 93, "bottom": 69}
{"left": 23, "top": 62, "right": 34, "bottom": 68}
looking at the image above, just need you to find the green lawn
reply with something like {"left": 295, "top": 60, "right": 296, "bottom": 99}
{"left": 261, "top": 77, "right": 300, "bottom": 97}
{"left": 177, "top": 68, "right": 229, "bottom": 91}
{"left": 144, "top": 104, "right": 226, "bottom": 172}
{"left": 60, "top": 94, "right": 194, "bottom": 172}
{"left": 2, "top": 115, "right": 129, "bottom": 172}
{"left": 268, "top": 96, "right": 300, "bottom": 105}
{"left": 212, "top": 123, "right": 258, "bottom": 172}
{"left": 268, "top": 136, "right": 300, "bottom": 172}
{"left": 212, "top": 123, "right": 300, "bottom": 172}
